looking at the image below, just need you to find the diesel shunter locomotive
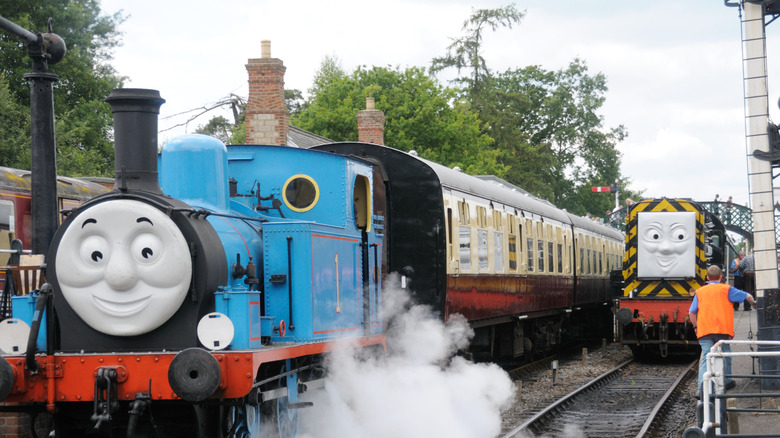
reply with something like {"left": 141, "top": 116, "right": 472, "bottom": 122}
{"left": 615, "top": 198, "right": 727, "bottom": 358}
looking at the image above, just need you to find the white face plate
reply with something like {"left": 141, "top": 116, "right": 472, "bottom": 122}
{"left": 55, "top": 199, "right": 193, "bottom": 336}
{"left": 637, "top": 211, "right": 696, "bottom": 279}
{"left": 0, "top": 318, "right": 30, "bottom": 354}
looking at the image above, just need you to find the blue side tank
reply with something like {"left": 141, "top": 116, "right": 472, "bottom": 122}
{"left": 158, "top": 136, "right": 383, "bottom": 349}
{"left": 160, "top": 135, "right": 262, "bottom": 292}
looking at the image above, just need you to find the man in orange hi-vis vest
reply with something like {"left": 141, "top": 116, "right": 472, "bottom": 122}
{"left": 689, "top": 265, "right": 755, "bottom": 396}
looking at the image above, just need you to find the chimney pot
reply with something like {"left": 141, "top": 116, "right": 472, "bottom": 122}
{"left": 261, "top": 40, "right": 271, "bottom": 58}
{"left": 356, "top": 98, "right": 385, "bottom": 145}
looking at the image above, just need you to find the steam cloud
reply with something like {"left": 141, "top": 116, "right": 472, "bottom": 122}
{"left": 298, "top": 275, "right": 515, "bottom": 438}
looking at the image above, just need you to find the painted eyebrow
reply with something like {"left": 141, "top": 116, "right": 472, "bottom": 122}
{"left": 81, "top": 218, "right": 97, "bottom": 229}
{"left": 137, "top": 217, "right": 153, "bottom": 226}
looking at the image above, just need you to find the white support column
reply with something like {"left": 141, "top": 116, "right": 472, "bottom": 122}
{"left": 742, "top": 1, "right": 778, "bottom": 293}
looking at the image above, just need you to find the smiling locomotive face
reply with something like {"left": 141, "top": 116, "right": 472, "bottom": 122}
{"left": 55, "top": 199, "right": 193, "bottom": 336}
{"left": 637, "top": 211, "right": 696, "bottom": 279}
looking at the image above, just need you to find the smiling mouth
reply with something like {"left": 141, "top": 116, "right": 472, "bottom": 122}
{"left": 656, "top": 256, "right": 677, "bottom": 269}
{"left": 92, "top": 295, "right": 152, "bottom": 316}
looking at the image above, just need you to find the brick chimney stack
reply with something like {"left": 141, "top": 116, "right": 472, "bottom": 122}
{"left": 356, "top": 97, "right": 385, "bottom": 145}
{"left": 245, "top": 40, "right": 289, "bottom": 145}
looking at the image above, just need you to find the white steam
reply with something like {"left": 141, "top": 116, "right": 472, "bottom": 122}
{"left": 298, "top": 275, "right": 515, "bottom": 438}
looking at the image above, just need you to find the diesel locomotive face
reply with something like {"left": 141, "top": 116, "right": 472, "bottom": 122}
{"left": 637, "top": 211, "right": 696, "bottom": 279}
{"left": 54, "top": 199, "right": 193, "bottom": 336}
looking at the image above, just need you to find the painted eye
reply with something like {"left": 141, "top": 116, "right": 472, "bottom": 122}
{"left": 131, "top": 233, "right": 162, "bottom": 264}
{"left": 80, "top": 235, "right": 110, "bottom": 266}
{"left": 643, "top": 227, "right": 663, "bottom": 241}
{"left": 671, "top": 227, "right": 689, "bottom": 241}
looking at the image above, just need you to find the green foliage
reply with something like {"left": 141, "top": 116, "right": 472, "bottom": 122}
{"left": 0, "top": 0, "right": 125, "bottom": 176}
{"left": 285, "top": 89, "right": 305, "bottom": 116}
{"left": 293, "top": 58, "right": 502, "bottom": 176}
{"left": 195, "top": 116, "right": 234, "bottom": 144}
{"left": 0, "top": 75, "right": 30, "bottom": 169}
{"left": 227, "top": 122, "right": 246, "bottom": 145}
{"left": 55, "top": 99, "right": 114, "bottom": 177}
{"left": 480, "top": 59, "right": 636, "bottom": 215}
{"left": 431, "top": 3, "right": 524, "bottom": 107}
{"left": 425, "top": 3, "right": 639, "bottom": 216}
{"left": 194, "top": 115, "right": 247, "bottom": 145}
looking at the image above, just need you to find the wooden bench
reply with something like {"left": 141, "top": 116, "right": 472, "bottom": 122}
{"left": 2, "top": 254, "right": 46, "bottom": 295}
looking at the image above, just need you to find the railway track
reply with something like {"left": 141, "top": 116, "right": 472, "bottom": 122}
{"left": 502, "top": 358, "right": 697, "bottom": 437}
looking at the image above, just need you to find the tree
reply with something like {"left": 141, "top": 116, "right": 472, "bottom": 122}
{"left": 0, "top": 0, "right": 125, "bottom": 176}
{"left": 195, "top": 116, "right": 234, "bottom": 144}
{"left": 285, "top": 89, "right": 306, "bottom": 116}
{"left": 429, "top": 5, "right": 639, "bottom": 216}
{"left": 0, "top": 75, "right": 30, "bottom": 169}
{"left": 293, "top": 58, "right": 503, "bottom": 176}
{"left": 479, "top": 59, "right": 633, "bottom": 215}
{"left": 431, "top": 3, "right": 524, "bottom": 108}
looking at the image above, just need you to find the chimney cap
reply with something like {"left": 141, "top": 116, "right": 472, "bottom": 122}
{"left": 365, "top": 96, "right": 375, "bottom": 110}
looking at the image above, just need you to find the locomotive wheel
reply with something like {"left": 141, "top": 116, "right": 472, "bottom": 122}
{"left": 225, "top": 404, "right": 261, "bottom": 437}
{"left": 259, "top": 363, "right": 300, "bottom": 438}
{"left": 261, "top": 394, "right": 299, "bottom": 438}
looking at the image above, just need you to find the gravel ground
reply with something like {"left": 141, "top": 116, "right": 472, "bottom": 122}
{"left": 500, "top": 344, "right": 699, "bottom": 437}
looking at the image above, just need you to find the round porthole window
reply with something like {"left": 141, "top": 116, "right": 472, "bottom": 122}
{"left": 282, "top": 174, "right": 319, "bottom": 212}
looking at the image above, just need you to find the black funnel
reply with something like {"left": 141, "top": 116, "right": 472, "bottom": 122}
{"left": 105, "top": 88, "right": 165, "bottom": 193}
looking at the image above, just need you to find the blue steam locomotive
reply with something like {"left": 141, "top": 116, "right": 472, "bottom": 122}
{"left": 0, "top": 89, "right": 384, "bottom": 437}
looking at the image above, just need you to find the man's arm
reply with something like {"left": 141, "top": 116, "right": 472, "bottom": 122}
{"left": 746, "top": 293, "right": 757, "bottom": 308}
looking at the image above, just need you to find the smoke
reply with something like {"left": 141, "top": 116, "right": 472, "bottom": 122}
{"left": 297, "top": 275, "right": 515, "bottom": 438}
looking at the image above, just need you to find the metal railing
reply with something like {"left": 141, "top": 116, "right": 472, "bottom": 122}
{"left": 683, "top": 340, "right": 780, "bottom": 437}
{"left": 605, "top": 201, "right": 780, "bottom": 245}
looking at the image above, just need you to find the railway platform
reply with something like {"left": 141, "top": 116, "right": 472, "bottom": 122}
{"left": 684, "top": 309, "right": 780, "bottom": 437}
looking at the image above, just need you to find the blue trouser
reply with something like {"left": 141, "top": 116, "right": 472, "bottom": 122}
{"left": 698, "top": 334, "right": 733, "bottom": 392}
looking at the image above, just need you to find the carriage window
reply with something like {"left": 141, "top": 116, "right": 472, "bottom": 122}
{"left": 599, "top": 247, "right": 604, "bottom": 274}
{"left": 548, "top": 242, "right": 554, "bottom": 273}
{"left": 477, "top": 206, "right": 488, "bottom": 228}
{"left": 0, "top": 200, "right": 14, "bottom": 266}
{"left": 353, "top": 175, "right": 371, "bottom": 231}
{"left": 508, "top": 234, "right": 517, "bottom": 270}
{"left": 447, "top": 208, "right": 453, "bottom": 244}
{"left": 557, "top": 243, "right": 563, "bottom": 273}
{"left": 458, "top": 201, "right": 470, "bottom": 225}
{"left": 518, "top": 222, "right": 524, "bottom": 267}
{"left": 585, "top": 249, "right": 593, "bottom": 274}
{"left": 493, "top": 211, "right": 502, "bottom": 230}
{"left": 527, "top": 238, "right": 534, "bottom": 271}
{"left": 283, "top": 174, "right": 319, "bottom": 212}
{"left": 459, "top": 227, "right": 471, "bottom": 270}
{"left": 494, "top": 232, "right": 504, "bottom": 271}
{"left": 0, "top": 200, "right": 14, "bottom": 233}
{"left": 478, "top": 229, "right": 489, "bottom": 271}
{"left": 537, "top": 240, "right": 544, "bottom": 272}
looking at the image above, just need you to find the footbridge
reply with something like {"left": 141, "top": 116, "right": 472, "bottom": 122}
{"left": 606, "top": 200, "right": 778, "bottom": 244}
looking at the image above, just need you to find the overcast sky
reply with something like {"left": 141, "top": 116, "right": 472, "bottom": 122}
{"left": 98, "top": 0, "right": 780, "bottom": 209}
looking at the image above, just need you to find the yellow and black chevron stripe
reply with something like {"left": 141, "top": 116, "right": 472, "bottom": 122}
{"left": 622, "top": 198, "right": 707, "bottom": 298}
